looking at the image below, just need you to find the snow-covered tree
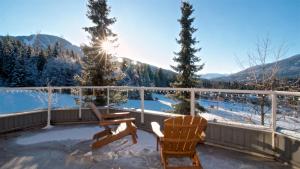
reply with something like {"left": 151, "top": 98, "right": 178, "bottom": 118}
{"left": 171, "top": 1, "right": 205, "bottom": 114}
{"left": 24, "top": 58, "right": 39, "bottom": 86}
{"left": 79, "top": 0, "right": 120, "bottom": 86}
{"left": 10, "top": 57, "right": 26, "bottom": 87}
{"left": 41, "top": 58, "right": 79, "bottom": 86}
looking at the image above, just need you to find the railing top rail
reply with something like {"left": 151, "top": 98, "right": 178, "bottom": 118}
{"left": 1, "top": 86, "right": 300, "bottom": 96}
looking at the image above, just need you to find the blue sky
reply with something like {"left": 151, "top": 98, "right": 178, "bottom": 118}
{"left": 0, "top": 0, "right": 299, "bottom": 74}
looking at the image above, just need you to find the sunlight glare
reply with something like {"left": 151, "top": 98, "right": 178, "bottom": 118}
{"left": 101, "top": 40, "right": 115, "bottom": 55}
{"left": 117, "top": 57, "right": 123, "bottom": 62}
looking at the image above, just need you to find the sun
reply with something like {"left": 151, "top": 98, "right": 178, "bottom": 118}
{"left": 101, "top": 39, "right": 115, "bottom": 55}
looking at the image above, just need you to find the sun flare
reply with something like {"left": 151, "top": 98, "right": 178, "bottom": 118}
{"left": 101, "top": 40, "right": 115, "bottom": 55}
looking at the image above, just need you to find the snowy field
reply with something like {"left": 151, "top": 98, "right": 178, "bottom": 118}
{"left": 0, "top": 90, "right": 299, "bottom": 139}
{"left": 0, "top": 90, "right": 78, "bottom": 114}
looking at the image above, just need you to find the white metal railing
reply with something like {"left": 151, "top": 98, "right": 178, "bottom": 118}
{"left": 1, "top": 86, "right": 300, "bottom": 144}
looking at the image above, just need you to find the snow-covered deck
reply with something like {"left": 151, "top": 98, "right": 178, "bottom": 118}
{"left": 0, "top": 124, "right": 290, "bottom": 169}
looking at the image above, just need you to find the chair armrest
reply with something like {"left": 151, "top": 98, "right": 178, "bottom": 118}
{"left": 100, "top": 117, "right": 135, "bottom": 126}
{"left": 199, "top": 131, "right": 206, "bottom": 143}
{"left": 101, "top": 112, "right": 130, "bottom": 119}
{"left": 151, "top": 122, "right": 164, "bottom": 138}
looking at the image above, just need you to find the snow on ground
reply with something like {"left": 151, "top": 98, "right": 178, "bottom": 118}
{"left": 201, "top": 107, "right": 271, "bottom": 127}
{"left": 115, "top": 96, "right": 173, "bottom": 112}
{"left": 16, "top": 126, "right": 100, "bottom": 145}
{"left": 0, "top": 90, "right": 78, "bottom": 114}
{"left": 15, "top": 125, "right": 156, "bottom": 152}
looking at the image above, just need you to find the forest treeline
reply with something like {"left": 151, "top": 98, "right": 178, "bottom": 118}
{"left": 0, "top": 36, "right": 175, "bottom": 87}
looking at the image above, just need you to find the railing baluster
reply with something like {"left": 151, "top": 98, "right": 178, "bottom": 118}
{"left": 79, "top": 87, "right": 82, "bottom": 119}
{"left": 107, "top": 87, "right": 110, "bottom": 107}
{"left": 190, "top": 88, "right": 195, "bottom": 116}
{"left": 271, "top": 93, "right": 277, "bottom": 150}
{"left": 140, "top": 88, "right": 145, "bottom": 124}
{"left": 47, "top": 86, "right": 52, "bottom": 127}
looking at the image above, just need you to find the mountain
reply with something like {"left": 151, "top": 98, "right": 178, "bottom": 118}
{"left": 215, "top": 54, "right": 300, "bottom": 82}
{"left": 201, "top": 73, "right": 227, "bottom": 80}
{"left": 1, "top": 34, "right": 83, "bottom": 57}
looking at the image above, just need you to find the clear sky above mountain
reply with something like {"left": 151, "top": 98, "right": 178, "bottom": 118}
{"left": 0, "top": 0, "right": 299, "bottom": 74}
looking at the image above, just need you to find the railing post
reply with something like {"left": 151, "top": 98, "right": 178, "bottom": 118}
{"left": 79, "top": 87, "right": 82, "bottom": 119}
{"left": 271, "top": 93, "right": 277, "bottom": 150}
{"left": 107, "top": 87, "right": 110, "bottom": 107}
{"left": 47, "top": 86, "right": 52, "bottom": 127}
{"left": 190, "top": 88, "right": 195, "bottom": 116}
{"left": 140, "top": 88, "right": 145, "bottom": 124}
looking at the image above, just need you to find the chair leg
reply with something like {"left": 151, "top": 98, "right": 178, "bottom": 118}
{"left": 192, "top": 153, "right": 202, "bottom": 169}
{"left": 161, "top": 152, "right": 168, "bottom": 169}
{"left": 127, "top": 122, "right": 137, "bottom": 144}
{"left": 131, "top": 131, "right": 137, "bottom": 144}
{"left": 156, "top": 137, "right": 159, "bottom": 151}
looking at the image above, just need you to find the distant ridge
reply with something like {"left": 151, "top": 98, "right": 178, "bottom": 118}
{"left": 0, "top": 34, "right": 83, "bottom": 57}
{"left": 201, "top": 73, "right": 227, "bottom": 80}
{"left": 214, "top": 54, "right": 300, "bottom": 81}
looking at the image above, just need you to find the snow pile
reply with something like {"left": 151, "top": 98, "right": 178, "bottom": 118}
{"left": 15, "top": 125, "right": 157, "bottom": 146}
{"left": 16, "top": 126, "right": 100, "bottom": 145}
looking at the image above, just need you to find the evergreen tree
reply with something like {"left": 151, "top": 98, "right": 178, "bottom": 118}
{"left": 80, "top": 0, "right": 119, "bottom": 86}
{"left": 147, "top": 65, "right": 154, "bottom": 84}
{"left": 11, "top": 57, "right": 26, "bottom": 87}
{"left": 24, "top": 57, "right": 38, "bottom": 86}
{"left": 52, "top": 42, "right": 59, "bottom": 58}
{"left": 46, "top": 45, "right": 52, "bottom": 56}
{"left": 37, "top": 50, "right": 47, "bottom": 72}
{"left": 142, "top": 64, "right": 151, "bottom": 86}
{"left": 79, "top": 0, "right": 120, "bottom": 105}
{"left": 2, "top": 36, "right": 16, "bottom": 82}
{"left": 155, "top": 68, "right": 165, "bottom": 87}
{"left": 171, "top": 1, "right": 205, "bottom": 115}
{"left": 41, "top": 58, "right": 79, "bottom": 86}
{"left": 33, "top": 33, "right": 42, "bottom": 55}
{"left": 25, "top": 46, "right": 32, "bottom": 58}
{"left": 70, "top": 50, "right": 76, "bottom": 59}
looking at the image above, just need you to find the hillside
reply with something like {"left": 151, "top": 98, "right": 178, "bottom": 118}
{"left": 0, "top": 34, "right": 83, "bottom": 57}
{"left": 215, "top": 54, "right": 300, "bottom": 82}
{"left": 201, "top": 73, "right": 227, "bottom": 80}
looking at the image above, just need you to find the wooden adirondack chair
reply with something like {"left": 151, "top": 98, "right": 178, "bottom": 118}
{"left": 151, "top": 115, "right": 207, "bottom": 169}
{"left": 89, "top": 102, "right": 137, "bottom": 149}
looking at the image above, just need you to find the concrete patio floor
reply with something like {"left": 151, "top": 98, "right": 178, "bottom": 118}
{"left": 0, "top": 124, "right": 292, "bottom": 169}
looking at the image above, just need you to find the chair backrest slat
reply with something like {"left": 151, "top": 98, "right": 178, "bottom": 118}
{"left": 89, "top": 102, "right": 103, "bottom": 121}
{"left": 177, "top": 116, "right": 192, "bottom": 152}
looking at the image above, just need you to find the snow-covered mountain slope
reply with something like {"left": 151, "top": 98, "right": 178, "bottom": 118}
{"left": 201, "top": 73, "right": 228, "bottom": 80}
{"left": 215, "top": 54, "right": 300, "bottom": 81}
{"left": 2, "top": 34, "right": 84, "bottom": 57}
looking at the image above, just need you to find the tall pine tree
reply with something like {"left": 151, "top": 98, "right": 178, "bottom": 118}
{"left": 79, "top": 0, "right": 118, "bottom": 86}
{"left": 11, "top": 57, "right": 26, "bottom": 87}
{"left": 79, "top": 0, "right": 120, "bottom": 105}
{"left": 171, "top": 1, "right": 205, "bottom": 115}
